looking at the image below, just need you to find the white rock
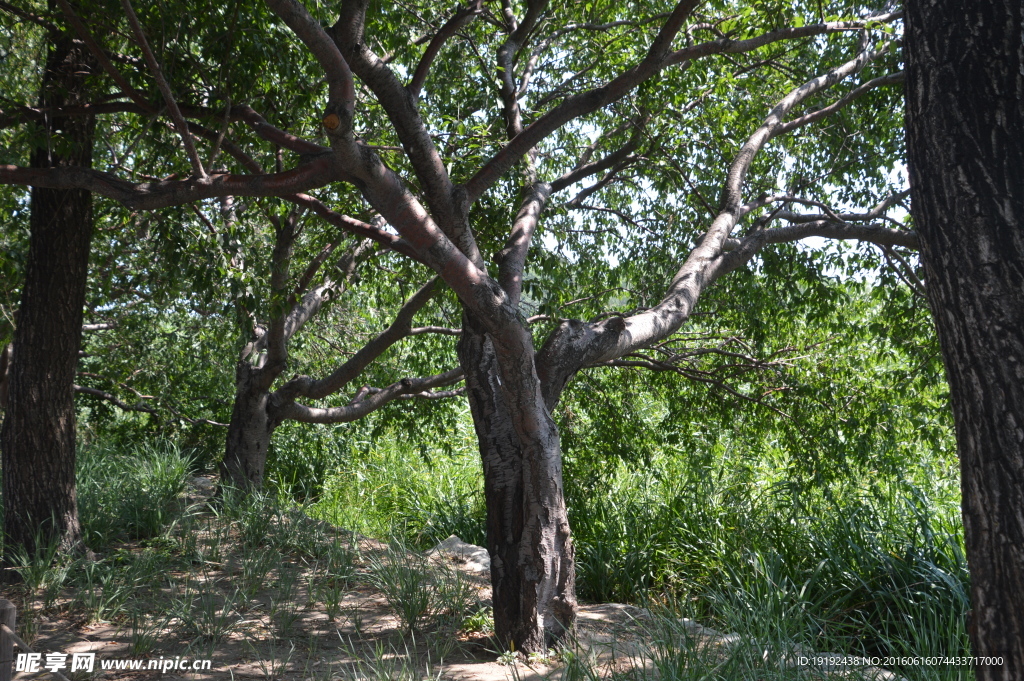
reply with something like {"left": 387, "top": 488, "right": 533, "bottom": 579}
{"left": 428, "top": 535, "right": 491, "bottom": 573}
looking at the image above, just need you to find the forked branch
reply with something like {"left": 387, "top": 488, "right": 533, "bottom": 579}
{"left": 274, "top": 277, "right": 445, "bottom": 403}
{"left": 569, "top": 37, "right": 912, "bottom": 372}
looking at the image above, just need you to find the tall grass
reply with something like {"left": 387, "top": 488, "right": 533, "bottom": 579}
{"left": 77, "top": 440, "right": 194, "bottom": 547}
{"left": 310, "top": 431, "right": 486, "bottom": 548}
{"left": 0, "top": 420, "right": 967, "bottom": 674}
{"left": 311, "top": 427, "right": 969, "bottom": 671}
{"left": 564, "top": 446, "right": 970, "bottom": 674}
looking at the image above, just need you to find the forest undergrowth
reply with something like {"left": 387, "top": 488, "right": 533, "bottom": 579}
{"left": 306, "top": 410, "right": 970, "bottom": 680}
{"left": 0, "top": 430, "right": 970, "bottom": 680}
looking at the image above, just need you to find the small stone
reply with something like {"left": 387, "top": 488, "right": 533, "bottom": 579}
{"left": 427, "top": 535, "right": 490, "bottom": 573}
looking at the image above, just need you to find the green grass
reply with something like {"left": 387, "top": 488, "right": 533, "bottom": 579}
{"left": 0, "top": 421, "right": 970, "bottom": 679}
{"left": 309, "top": 426, "right": 970, "bottom": 677}
{"left": 563, "top": 450, "right": 970, "bottom": 670}
{"left": 77, "top": 440, "right": 194, "bottom": 547}
{"left": 310, "top": 429, "right": 486, "bottom": 548}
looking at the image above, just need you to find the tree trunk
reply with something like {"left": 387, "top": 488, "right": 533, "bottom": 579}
{"left": 221, "top": 362, "right": 274, "bottom": 490}
{"left": 1, "top": 28, "right": 94, "bottom": 559}
{"left": 458, "top": 316, "right": 576, "bottom": 654}
{"left": 0, "top": 343, "right": 11, "bottom": 409}
{"left": 904, "top": 1, "right": 1024, "bottom": 677}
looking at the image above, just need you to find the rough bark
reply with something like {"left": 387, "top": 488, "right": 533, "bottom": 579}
{"left": 904, "top": 1, "right": 1024, "bottom": 677}
{"left": 0, "top": 344, "right": 11, "bottom": 409}
{"left": 221, "top": 361, "right": 274, "bottom": 490}
{"left": 459, "top": 316, "right": 576, "bottom": 654}
{"left": 1, "top": 24, "right": 93, "bottom": 559}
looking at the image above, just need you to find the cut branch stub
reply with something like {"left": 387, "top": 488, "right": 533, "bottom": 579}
{"left": 323, "top": 113, "right": 342, "bottom": 131}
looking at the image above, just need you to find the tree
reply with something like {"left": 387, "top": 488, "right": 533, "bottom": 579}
{"left": 1, "top": 2, "right": 94, "bottom": 560}
{"left": 1, "top": 0, "right": 918, "bottom": 652}
{"left": 218, "top": 205, "right": 465, "bottom": 491}
{"left": 904, "top": 0, "right": 1024, "bottom": 676}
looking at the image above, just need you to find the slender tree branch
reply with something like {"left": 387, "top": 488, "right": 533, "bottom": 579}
{"left": 546, "top": 13, "right": 673, "bottom": 40}
{"left": 0, "top": 100, "right": 330, "bottom": 159}
{"left": 738, "top": 189, "right": 911, "bottom": 223}
{"left": 74, "top": 383, "right": 159, "bottom": 414}
{"left": 53, "top": 0, "right": 156, "bottom": 114}
{"left": 564, "top": 159, "right": 638, "bottom": 207}
{"left": 773, "top": 71, "right": 904, "bottom": 137}
{"left": 290, "top": 194, "right": 424, "bottom": 263}
{"left": 410, "top": 325, "right": 462, "bottom": 336}
{"left": 395, "top": 385, "right": 466, "bottom": 400}
{"left": 551, "top": 134, "right": 641, "bottom": 193}
{"left": 740, "top": 219, "right": 918, "bottom": 250}
{"left": 665, "top": 12, "right": 903, "bottom": 66}
{"left": 228, "top": 104, "right": 329, "bottom": 155}
{"left": 283, "top": 239, "right": 376, "bottom": 342}
{"left": 0, "top": 156, "right": 347, "bottom": 210}
{"left": 293, "top": 238, "right": 346, "bottom": 299}
{"left": 279, "top": 367, "right": 464, "bottom": 423}
{"left": 879, "top": 245, "right": 926, "bottom": 297}
{"left": 0, "top": 0, "right": 58, "bottom": 31}
{"left": 120, "top": 0, "right": 206, "bottom": 177}
{"left": 275, "top": 277, "right": 443, "bottom": 402}
{"left": 463, "top": 0, "right": 700, "bottom": 202}
{"left": 408, "top": 1, "right": 483, "bottom": 99}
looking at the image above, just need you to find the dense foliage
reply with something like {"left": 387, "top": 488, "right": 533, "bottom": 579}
{"left": 1, "top": 0, "right": 972, "bottom": 668}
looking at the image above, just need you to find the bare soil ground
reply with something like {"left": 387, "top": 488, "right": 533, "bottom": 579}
{"left": 11, "top": 541, "right": 652, "bottom": 681}
{"left": 5, "top": 479, "right": 654, "bottom": 681}
{"left": 5, "top": 478, "right": 898, "bottom": 681}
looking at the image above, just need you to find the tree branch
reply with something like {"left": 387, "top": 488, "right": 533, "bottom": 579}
{"left": 279, "top": 367, "right": 464, "bottom": 424}
{"left": 74, "top": 384, "right": 157, "bottom": 413}
{"left": 665, "top": 12, "right": 903, "bottom": 66}
{"left": 0, "top": 99, "right": 330, "bottom": 159}
{"left": 736, "top": 219, "right": 918, "bottom": 250}
{"left": 0, "top": 156, "right": 346, "bottom": 210}
{"left": 330, "top": 0, "right": 480, "bottom": 266}
{"left": 463, "top": 0, "right": 700, "bottom": 202}
{"left": 496, "top": 0, "right": 550, "bottom": 143}
{"left": 564, "top": 38, "right": 901, "bottom": 374}
{"left": 120, "top": 0, "right": 206, "bottom": 177}
{"left": 263, "top": 208, "right": 303, "bottom": 374}
{"left": 290, "top": 193, "right": 424, "bottom": 263}
{"left": 0, "top": 0, "right": 58, "bottom": 32}
{"left": 410, "top": 325, "right": 462, "bottom": 336}
{"left": 274, "top": 277, "right": 443, "bottom": 402}
{"left": 265, "top": 0, "right": 355, "bottom": 118}
{"left": 53, "top": 0, "right": 156, "bottom": 114}
{"left": 773, "top": 71, "right": 904, "bottom": 137}
{"left": 408, "top": 1, "right": 483, "bottom": 99}
{"left": 552, "top": 132, "right": 642, "bottom": 193}
{"left": 497, "top": 182, "right": 551, "bottom": 307}
{"left": 464, "top": 10, "right": 902, "bottom": 205}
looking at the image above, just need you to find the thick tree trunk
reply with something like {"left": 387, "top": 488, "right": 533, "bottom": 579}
{"left": 458, "top": 317, "right": 576, "bottom": 654}
{"left": 0, "top": 343, "right": 11, "bottom": 409}
{"left": 1, "top": 29, "right": 94, "bottom": 559}
{"left": 904, "top": 1, "right": 1024, "bottom": 677}
{"left": 221, "top": 362, "right": 274, "bottom": 490}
